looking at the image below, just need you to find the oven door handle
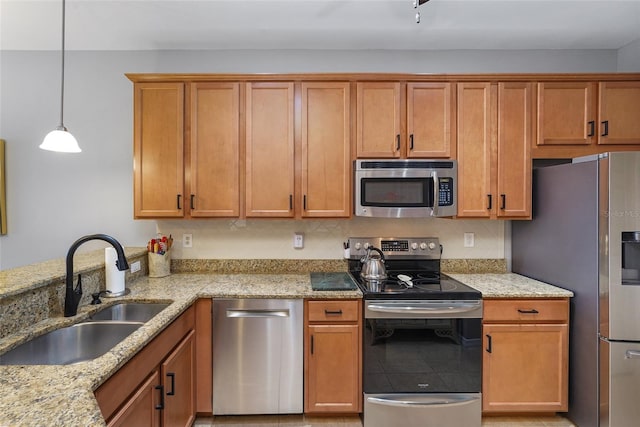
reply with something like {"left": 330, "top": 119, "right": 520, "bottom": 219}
{"left": 367, "top": 301, "right": 481, "bottom": 315}
{"left": 366, "top": 394, "right": 480, "bottom": 408}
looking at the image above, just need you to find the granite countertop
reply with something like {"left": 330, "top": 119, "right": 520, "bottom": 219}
{"left": 0, "top": 268, "right": 571, "bottom": 426}
{"left": 447, "top": 273, "right": 574, "bottom": 298}
{"left": 0, "top": 273, "right": 361, "bottom": 427}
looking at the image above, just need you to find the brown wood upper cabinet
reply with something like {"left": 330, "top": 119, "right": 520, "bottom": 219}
{"left": 536, "top": 81, "right": 597, "bottom": 146}
{"left": 133, "top": 82, "right": 185, "bottom": 218}
{"left": 457, "top": 82, "right": 532, "bottom": 219}
{"left": 301, "top": 82, "right": 352, "bottom": 217}
{"left": 356, "top": 82, "right": 455, "bottom": 158}
{"left": 245, "top": 82, "right": 295, "bottom": 217}
{"left": 598, "top": 81, "right": 640, "bottom": 145}
{"left": 189, "top": 82, "right": 241, "bottom": 217}
{"left": 132, "top": 82, "right": 241, "bottom": 218}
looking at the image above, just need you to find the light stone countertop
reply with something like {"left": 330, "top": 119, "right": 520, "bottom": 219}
{"left": 0, "top": 271, "right": 571, "bottom": 426}
{"left": 0, "top": 273, "right": 361, "bottom": 427}
{"left": 447, "top": 273, "right": 574, "bottom": 298}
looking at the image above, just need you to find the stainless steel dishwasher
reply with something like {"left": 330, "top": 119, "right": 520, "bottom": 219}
{"left": 212, "top": 298, "right": 303, "bottom": 415}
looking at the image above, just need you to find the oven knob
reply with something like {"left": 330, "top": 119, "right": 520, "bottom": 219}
{"left": 355, "top": 242, "right": 362, "bottom": 250}
{"left": 428, "top": 242, "right": 437, "bottom": 250}
{"left": 411, "top": 242, "right": 418, "bottom": 250}
{"left": 419, "top": 242, "right": 427, "bottom": 250}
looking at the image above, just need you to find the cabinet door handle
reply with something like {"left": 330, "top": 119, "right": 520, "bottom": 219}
{"left": 289, "top": 194, "right": 293, "bottom": 210}
{"left": 487, "top": 194, "right": 492, "bottom": 210}
{"left": 517, "top": 308, "right": 540, "bottom": 314}
{"left": 588, "top": 120, "right": 595, "bottom": 137}
{"left": 601, "top": 120, "right": 609, "bottom": 137}
{"left": 166, "top": 373, "right": 176, "bottom": 396}
{"left": 190, "top": 194, "right": 195, "bottom": 210}
{"left": 409, "top": 134, "right": 414, "bottom": 150}
{"left": 310, "top": 335, "right": 314, "bottom": 355}
{"left": 303, "top": 195, "right": 307, "bottom": 210}
{"left": 155, "top": 385, "right": 165, "bottom": 410}
{"left": 396, "top": 134, "right": 401, "bottom": 151}
{"left": 500, "top": 194, "right": 506, "bottom": 210}
{"left": 486, "top": 334, "right": 492, "bottom": 353}
{"left": 176, "top": 194, "right": 182, "bottom": 210}
{"left": 324, "top": 309, "right": 343, "bottom": 315}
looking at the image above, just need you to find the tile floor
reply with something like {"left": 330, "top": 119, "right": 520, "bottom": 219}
{"left": 194, "top": 414, "right": 576, "bottom": 427}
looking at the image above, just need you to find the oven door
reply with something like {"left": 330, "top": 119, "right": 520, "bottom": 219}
{"left": 363, "top": 300, "right": 482, "bottom": 427}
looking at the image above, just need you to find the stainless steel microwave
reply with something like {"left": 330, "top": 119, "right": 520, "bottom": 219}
{"left": 354, "top": 159, "right": 457, "bottom": 218}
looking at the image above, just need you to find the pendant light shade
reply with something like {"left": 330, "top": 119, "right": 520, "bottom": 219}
{"left": 40, "top": 127, "right": 81, "bottom": 153}
{"left": 40, "top": 0, "right": 81, "bottom": 153}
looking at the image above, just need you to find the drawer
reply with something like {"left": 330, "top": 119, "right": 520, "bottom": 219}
{"left": 483, "top": 298, "right": 569, "bottom": 323}
{"left": 307, "top": 300, "right": 360, "bottom": 322}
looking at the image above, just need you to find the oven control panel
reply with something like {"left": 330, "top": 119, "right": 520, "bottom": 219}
{"left": 347, "top": 237, "right": 441, "bottom": 259}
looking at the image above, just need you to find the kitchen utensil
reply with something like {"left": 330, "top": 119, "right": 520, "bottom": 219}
{"left": 397, "top": 274, "right": 414, "bottom": 288}
{"left": 360, "top": 247, "right": 387, "bottom": 281}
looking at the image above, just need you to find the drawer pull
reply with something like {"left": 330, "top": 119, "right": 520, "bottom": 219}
{"left": 486, "top": 334, "right": 492, "bottom": 353}
{"left": 517, "top": 308, "right": 540, "bottom": 314}
{"left": 324, "top": 309, "right": 343, "bottom": 315}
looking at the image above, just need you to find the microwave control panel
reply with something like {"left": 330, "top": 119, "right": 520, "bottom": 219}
{"left": 438, "top": 177, "right": 454, "bottom": 206}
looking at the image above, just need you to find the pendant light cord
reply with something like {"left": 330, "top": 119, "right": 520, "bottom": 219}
{"left": 59, "top": 0, "right": 66, "bottom": 129}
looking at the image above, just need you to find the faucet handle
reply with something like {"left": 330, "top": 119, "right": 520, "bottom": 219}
{"left": 90, "top": 290, "right": 111, "bottom": 305}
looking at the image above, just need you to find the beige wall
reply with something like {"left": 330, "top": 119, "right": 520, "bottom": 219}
{"left": 157, "top": 218, "right": 506, "bottom": 260}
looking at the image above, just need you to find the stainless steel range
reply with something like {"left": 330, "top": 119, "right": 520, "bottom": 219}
{"left": 348, "top": 237, "right": 482, "bottom": 427}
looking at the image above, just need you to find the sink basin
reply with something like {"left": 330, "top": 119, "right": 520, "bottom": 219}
{"left": 0, "top": 321, "right": 142, "bottom": 365}
{"left": 88, "top": 302, "right": 170, "bottom": 323}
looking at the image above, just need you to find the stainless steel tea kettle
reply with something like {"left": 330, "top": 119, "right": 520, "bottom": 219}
{"left": 360, "top": 247, "right": 387, "bottom": 281}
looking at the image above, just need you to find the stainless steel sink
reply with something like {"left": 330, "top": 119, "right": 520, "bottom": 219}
{"left": 88, "top": 302, "right": 170, "bottom": 322}
{"left": 0, "top": 321, "right": 142, "bottom": 365}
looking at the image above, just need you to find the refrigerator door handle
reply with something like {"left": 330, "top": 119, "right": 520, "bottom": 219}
{"left": 625, "top": 350, "right": 640, "bottom": 359}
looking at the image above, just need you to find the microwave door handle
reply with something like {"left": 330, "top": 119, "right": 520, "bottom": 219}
{"left": 431, "top": 171, "right": 439, "bottom": 217}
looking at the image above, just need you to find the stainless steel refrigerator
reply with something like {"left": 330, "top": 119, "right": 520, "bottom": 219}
{"left": 512, "top": 152, "right": 640, "bottom": 427}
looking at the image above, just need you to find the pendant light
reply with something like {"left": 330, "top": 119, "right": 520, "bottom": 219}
{"left": 39, "top": 0, "right": 81, "bottom": 153}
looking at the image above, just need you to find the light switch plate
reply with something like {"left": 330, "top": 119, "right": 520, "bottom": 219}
{"left": 464, "top": 232, "right": 475, "bottom": 248}
{"left": 130, "top": 260, "right": 141, "bottom": 273}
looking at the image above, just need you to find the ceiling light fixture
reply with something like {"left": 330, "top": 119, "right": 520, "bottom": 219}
{"left": 413, "top": 0, "right": 431, "bottom": 24}
{"left": 39, "top": 0, "right": 81, "bottom": 153}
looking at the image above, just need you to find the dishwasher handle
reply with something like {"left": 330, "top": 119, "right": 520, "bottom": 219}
{"left": 226, "top": 309, "right": 290, "bottom": 318}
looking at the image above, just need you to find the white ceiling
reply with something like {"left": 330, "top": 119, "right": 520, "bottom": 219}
{"left": 2, "top": 0, "right": 640, "bottom": 51}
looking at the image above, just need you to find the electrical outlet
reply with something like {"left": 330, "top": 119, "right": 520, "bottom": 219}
{"left": 130, "top": 260, "right": 141, "bottom": 273}
{"left": 464, "top": 232, "right": 475, "bottom": 248}
{"left": 293, "top": 233, "right": 304, "bottom": 249}
{"left": 183, "top": 233, "right": 193, "bottom": 248}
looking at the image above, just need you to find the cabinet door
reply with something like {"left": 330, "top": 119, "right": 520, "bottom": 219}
{"left": 457, "top": 82, "right": 494, "bottom": 218}
{"left": 133, "top": 82, "right": 185, "bottom": 218}
{"left": 356, "top": 82, "right": 401, "bottom": 158}
{"left": 189, "top": 82, "right": 240, "bottom": 217}
{"left": 161, "top": 330, "right": 196, "bottom": 427}
{"left": 306, "top": 324, "right": 361, "bottom": 413}
{"left": 496, "top": 82, "right": 532, "bottom": 219}
{"left": 407, "top": 82, "right": 455, "bottom": 158}
{"left": 301, "top": 82, "right": 351, "bottom": 218}
{"left": 598, "top": 81, "right": 640, "bottom": 145}
{"left": 107, "top": 370, "right": 161, "bottom": 427}
{"left": 537, "top": 82, "right": 596, "bottom": 146}
{"left": 483, "top": 323, "right": 568, "bottom": 413}
{"left": 245, "top": 82, "right": 295, "bottom": 217}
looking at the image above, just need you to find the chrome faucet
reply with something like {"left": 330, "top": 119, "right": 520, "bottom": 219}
{"left": 64, "top": 234, "right": 129, "bottom": 317}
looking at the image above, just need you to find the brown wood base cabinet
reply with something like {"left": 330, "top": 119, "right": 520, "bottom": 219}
{"left": 482, "top": 299, "right": 569, "bottom": 414}
{"left": 304, "top": 299, "right": 362, "bottom": 414}
{"left": 95, "top": 305, "right": 196, "bottom": 427}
